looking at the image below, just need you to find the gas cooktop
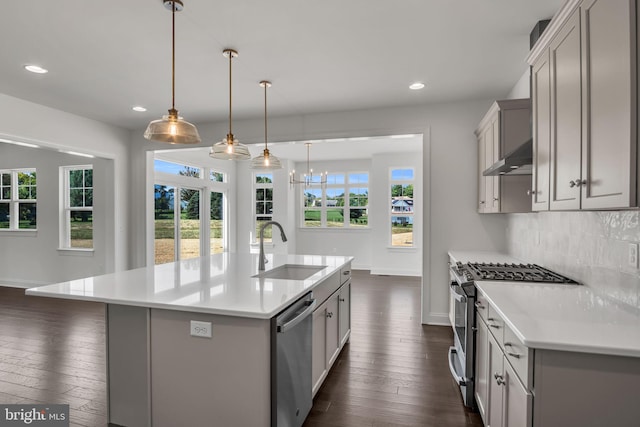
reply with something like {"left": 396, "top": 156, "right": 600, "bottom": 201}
{"left": 458, "top": 262, "right": 578, "bottom": 284}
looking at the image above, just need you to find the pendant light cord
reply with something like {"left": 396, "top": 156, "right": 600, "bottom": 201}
{"left": 228, "top": 52, "right": 233, "bottom": 136}
{"left": 171, "top": 1, "right": 176, "bottom": 111}
{"left": 264, "top": 84, "right": 268, "bottom": 150}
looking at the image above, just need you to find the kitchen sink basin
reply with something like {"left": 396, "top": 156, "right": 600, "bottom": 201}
{"left": 253, "top": 264, "right": 327, "bottom": 280}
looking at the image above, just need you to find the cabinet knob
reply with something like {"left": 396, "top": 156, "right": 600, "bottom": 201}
{"left": 575, "top": 178, "right": 584, "bottom": 187}
{"left": 494, "top": 373, "right": 505, "bottom": 386}
{"left": 343, "top": 271, "right": 350, "bottom": 276}
{"left": 527, "top": 190, "right": 536, "bottom": 196}
{"left": 326, "top": 312, "right": 333, "bottom": 318}
{"left": 339, "top": 298, "right": 345, "bottom": 302}
{"left": 479, "top": 201, "right": 486, "bottom": 205}
{"left": 493, "top": 197, "right": 499, "bottom": 202}
{"left": 569, "top": 180, "right": 576, "bottom": 188}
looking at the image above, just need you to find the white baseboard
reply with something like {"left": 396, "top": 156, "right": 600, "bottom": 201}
{"left": 422, "top": 312, "right": 450, "bottom": 326}
{"left": 0, "top": 278, "right": 50, "bottom": 289}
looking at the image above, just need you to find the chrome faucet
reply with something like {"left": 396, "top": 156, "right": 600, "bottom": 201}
{"left": 258, "top": 221, "right": 288, "bottom": 270}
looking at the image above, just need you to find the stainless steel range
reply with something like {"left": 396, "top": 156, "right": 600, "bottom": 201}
{"left": 448, "top": 261, "right": 578, "bottom": 408}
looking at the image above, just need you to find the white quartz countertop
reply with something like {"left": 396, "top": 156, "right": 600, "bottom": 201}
{"left": 476, "top": 281, "right": 640, "bottom": 358}
{"left": 448, "top": 250, "right": 522, "bottom": 264}
{"left": 26, "top": 254, "right": 353, "bottom": 319}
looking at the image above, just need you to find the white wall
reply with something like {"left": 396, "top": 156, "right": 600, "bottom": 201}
{"left": 128, "top": 100, "right": 510, "bottom": 324}
{"left": 506, "top": 68, "right": 531, "bottom": 99}
{"left": 0, "top": 144, "right": 115, "bottom": 286}
{"left": 0, "top": 93, "right": 131, "bottom": 284}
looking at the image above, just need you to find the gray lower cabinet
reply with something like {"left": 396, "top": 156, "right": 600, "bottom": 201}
{"left": 476, "top": 288, "right": 640, "bottom": 427}
{"left": 311, "top": 266, "right": 352, "bottom": 396}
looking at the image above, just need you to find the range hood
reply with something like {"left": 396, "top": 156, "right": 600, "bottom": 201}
{"left": 483, "top": 139, "right": 532, "bottom": 176}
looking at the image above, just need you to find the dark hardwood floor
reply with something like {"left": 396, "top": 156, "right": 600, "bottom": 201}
{"left": 0, "top": 272, "right": 482, "bottom": 427}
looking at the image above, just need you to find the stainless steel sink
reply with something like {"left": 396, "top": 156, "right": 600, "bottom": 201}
{"left": 253, "top": 264, "right": 327, "bottom": 280}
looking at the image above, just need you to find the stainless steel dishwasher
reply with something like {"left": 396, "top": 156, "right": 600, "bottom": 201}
{"left": 271, "top": 292, "right": 316, "bottom": 427}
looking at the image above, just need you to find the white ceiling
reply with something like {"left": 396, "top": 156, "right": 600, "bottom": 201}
{"left": 0, "top": 0, "right": 562, "bottom": 131}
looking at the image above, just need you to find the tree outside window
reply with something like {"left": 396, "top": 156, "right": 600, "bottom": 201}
{"left": 63, "top": 166, "right": 93, "bottom": 249}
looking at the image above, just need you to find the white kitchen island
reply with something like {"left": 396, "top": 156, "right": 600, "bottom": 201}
{"left": 26, "top": 253, "right": 353, "bottom": 427}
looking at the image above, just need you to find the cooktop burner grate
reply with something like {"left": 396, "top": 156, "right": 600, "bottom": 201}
{"left": 464, "top": 262, "right": 578, "bottom": 284}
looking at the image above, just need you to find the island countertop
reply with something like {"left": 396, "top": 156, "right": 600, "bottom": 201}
{"left": 26, "top": 253, "right": 353, "bottom": 319}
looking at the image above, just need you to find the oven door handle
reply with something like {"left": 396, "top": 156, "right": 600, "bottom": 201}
{"left": 448, "top": 346, "right": 467, "bottom": 386}
{"left": 450, "top": 283, "right": 467, "bottom": 303}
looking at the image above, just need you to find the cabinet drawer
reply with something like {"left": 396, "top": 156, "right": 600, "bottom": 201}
{"left": 486, "top": 305, "right": 504, "bottom": 347}
{"left": 313, "top": 271, "right": 341, "bottom": 306}
{"left": 475, "top": 290, "right": 489, "bottom": 323}
{"left": 340, "top": 263, "right": 351, "bottom": 285}
{"left": 503, "top": 323, "right": 533, "bottom": 390}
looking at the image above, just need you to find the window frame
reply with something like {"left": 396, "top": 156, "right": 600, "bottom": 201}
{"left": 389, "top": 167, "right": 415, "bottom": 248}
{"left": 300, "top": 171, "right": 369, "bottom": 229}
{"left": 60, "top": 165, "right": 94, "bottom": 250}
{"left": 0, "top": 168, "right": 37, "bottom": 231}
{"left": 253, "top": 173, "right": 274, "bottom": 243}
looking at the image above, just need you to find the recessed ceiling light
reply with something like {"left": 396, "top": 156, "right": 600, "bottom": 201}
{"left": 24, "top": 65, "right": 48, "bottom": 74}
{"left": 132, "top": 106, "right": 147, "bottom": 112}
{"left": 409, "top": 82, "right": 425, "bottom": 90}
{"left": 391, "top": 134, "right": 416, "bottom": 139}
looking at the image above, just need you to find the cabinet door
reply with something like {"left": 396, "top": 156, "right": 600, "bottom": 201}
{"left": 312, "top": 305, "right": 327, "bottom": 396}
{"left": 532, "top": 50, "right": 551, "bottom": 211}
{"left": 478, "top": 135, "right": 487, "bottom": 213}
{"left": 488, "top": 333, "right": 504, "bottom": 427}
{"left": 325, "top": 295, "right": 340, "bottom": 368}
{"left": 490, "top": 118, "right": 501, "bottom": 212}
{"left": 475, "top": 317, "right": 490, "bottom": 424}
{"left": 550, "top": 10, "right": 582, "bottom": 210}
{"left": 580, "top": 0, "right": 636, "bottom": 209}
{"left": 483, "top": 125, "right": 495, "bottom": 213}
{"left": 338, "top": 282, "right": 351, "bottom": 347}
{"left": 503, "top": 361, "right": 532, "bottom": 427}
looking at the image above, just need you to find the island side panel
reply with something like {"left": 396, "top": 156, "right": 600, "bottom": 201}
{"left": 107, "top": 304, "right": 151, "bottom": 427}
{"left": 533, "top": 349, "right": 640, "bottom": 427}
{"left": 150, "top": 309, "right": 271, "bottom": 427}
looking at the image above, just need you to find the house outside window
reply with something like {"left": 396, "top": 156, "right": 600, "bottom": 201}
{"left": 390, "top": 168, "right": 414, "bottom": 247}
{"left": 302, "top": 171, "right": 368, "bottom": 228}
{"left": 0, "top": 169, "right": 37, "bottom": 230}
{"left": 61, "top": 166, "right": 93, "bottom": 249}
{"left": 254, "top": 173, "right": 274, "bottom": 242}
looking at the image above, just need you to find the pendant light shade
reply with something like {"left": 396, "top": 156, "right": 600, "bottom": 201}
{"left": 144, "top": 0, "right": 201, "bottom": 145}
{"left": 210, "top": 49, "right": 251, "bottom": 160}
{"left": 251, "top": 81, "right": 283, "bottom": 169}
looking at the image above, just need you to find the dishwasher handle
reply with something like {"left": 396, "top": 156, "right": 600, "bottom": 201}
{"left": 277, "top": 299, "right": 316, "bottom": 333}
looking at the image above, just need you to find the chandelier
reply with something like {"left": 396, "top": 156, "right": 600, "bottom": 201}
{"left": 289, "top": 143, "right": 326, "bottom": 188}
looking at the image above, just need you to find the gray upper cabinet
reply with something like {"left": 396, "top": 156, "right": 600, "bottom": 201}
{"left": 475, "top": 99, "right": 532, "bottom": 214}
{"left": 528, "top": 0, "right": 637, "bottom": 211}
{"left": 532, "top": 50, "right": 552, "bottom": 211}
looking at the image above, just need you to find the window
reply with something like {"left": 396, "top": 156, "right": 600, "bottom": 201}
{"left": 390, "top": 168, "right": 414, "bottom": 247}
{"left": 62, "top": 166, "right": 93, "bottom": 249}
{"left": 154, "top": 160, "right": 228, "bottom": 265}
{"left": 0, "top": 169, "right": 37, "bottom": 230}
{"left": 302, "top": 172, "right": 368, "bottom": 228}
{"left": 254, "top": 173, "right": 273, "bottom": 242}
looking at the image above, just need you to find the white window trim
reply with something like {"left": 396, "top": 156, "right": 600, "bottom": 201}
{"left": 389, "top": 167, "right": 415, "bottom": 248}
{"left": 60, "top": 165, "right": 94, "bottom": 251}
{"left": 300, "top": 171, "right": 369, "bottom": 229}
{"left": 0, "top": 168, "right": 37, "bottom": 232}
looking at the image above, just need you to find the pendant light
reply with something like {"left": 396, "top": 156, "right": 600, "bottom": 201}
{"left": 289, "top": 143, "right": 327, "bottom": 188}
{"left": 210, "top": 49, "right": 251, "bottom": 160}
{"left": 144, "top": 0, "right": 201, "bottom": 145}
{"left": 250, "top": 81, "right": 283, "bottom": 169}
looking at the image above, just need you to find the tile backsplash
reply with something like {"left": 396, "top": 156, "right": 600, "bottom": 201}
{"left": 507, "top": 211, "right": 640, "bottom": 309}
